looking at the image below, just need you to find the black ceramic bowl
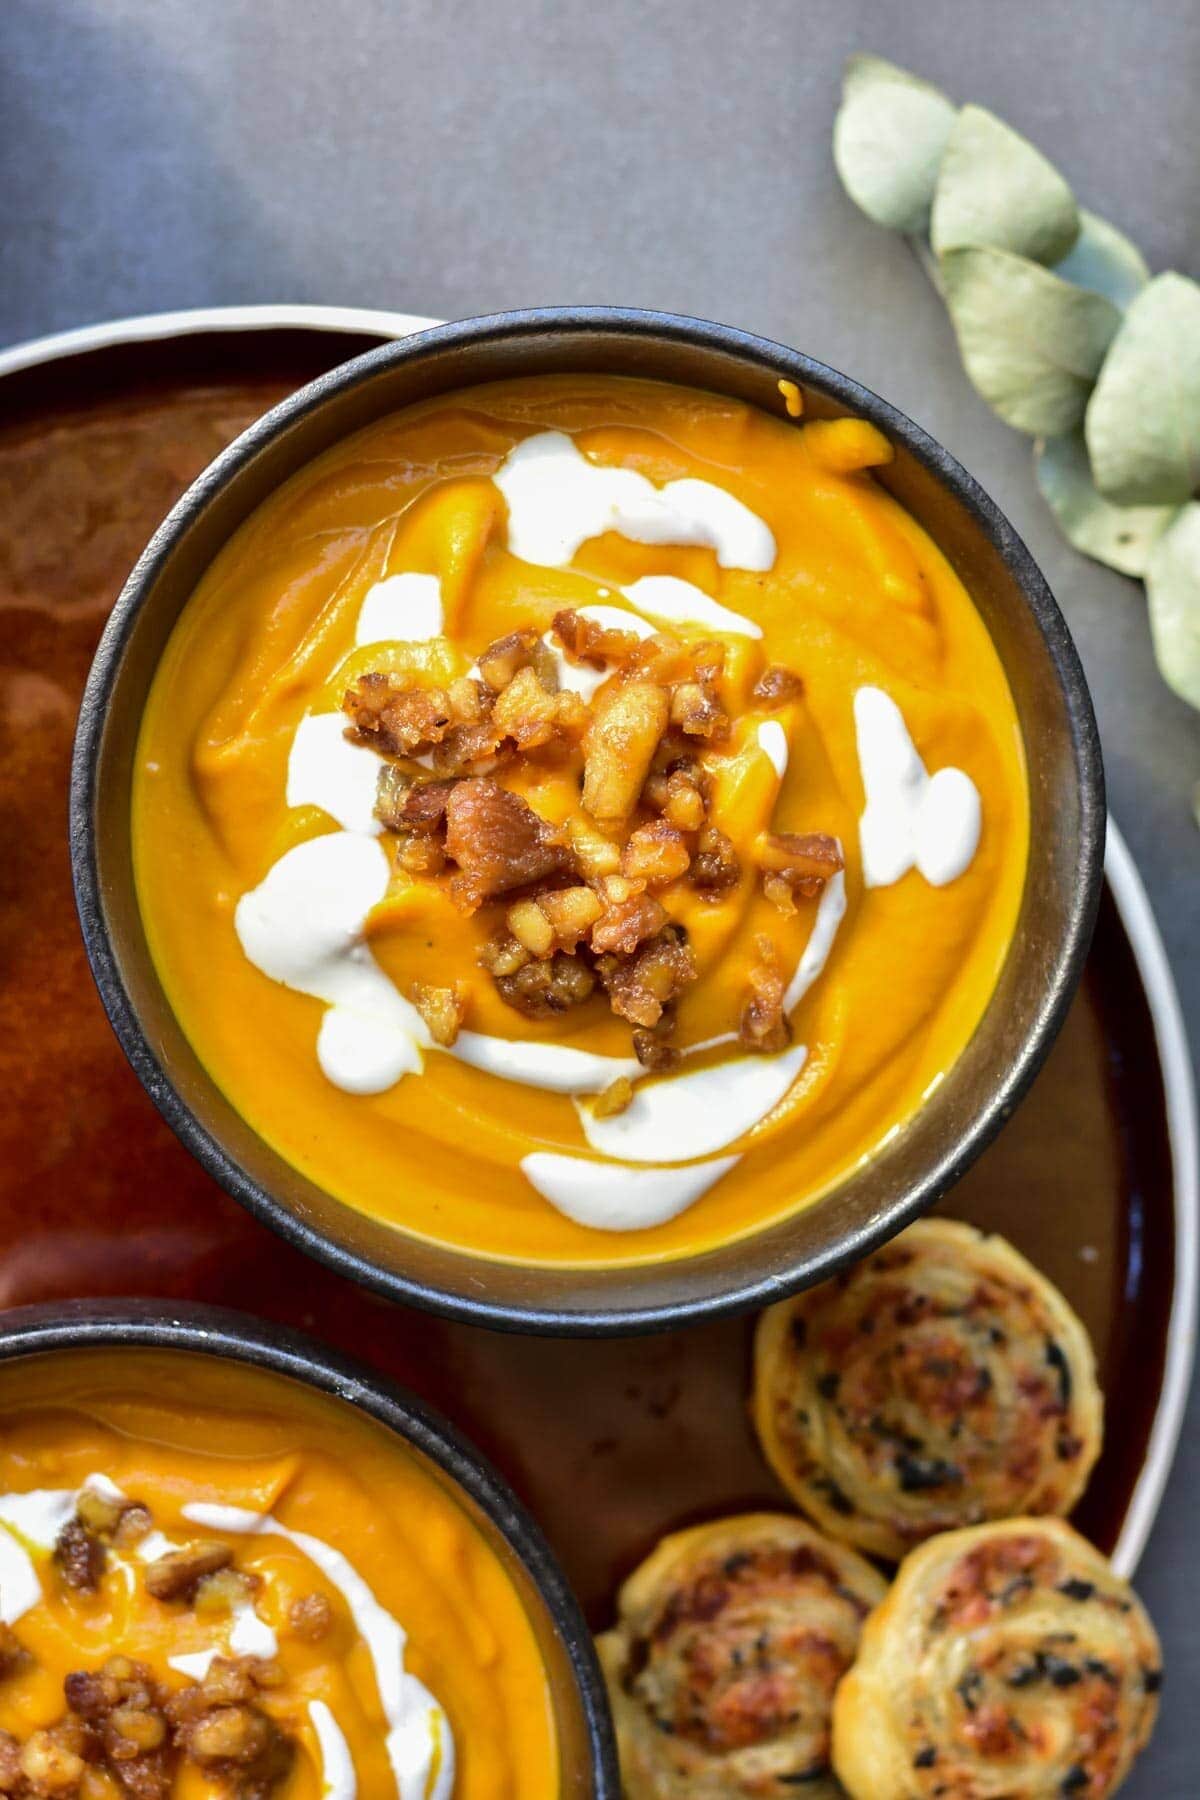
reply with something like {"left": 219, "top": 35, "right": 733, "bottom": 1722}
{"left": 0, "top": 1298, "right": 617, "bottom": 1794}
{"left": 71, "top": 307, "right": 1104, "bottom": 1334}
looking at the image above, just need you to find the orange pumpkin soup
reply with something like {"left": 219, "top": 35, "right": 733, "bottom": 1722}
{"left": 0, "top": 1350, "right": 557, "bottom": 1797}
{"left": 133, "top": 375, "right": 1028, "bottom": 1265}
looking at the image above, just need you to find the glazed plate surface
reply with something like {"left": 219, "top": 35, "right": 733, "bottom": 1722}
{"left": 0, "top": 307, "right": 1193, "bottom": 1622}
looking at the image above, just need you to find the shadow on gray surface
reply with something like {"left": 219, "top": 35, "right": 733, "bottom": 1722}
{"left": 1, "top": 0, "right": 303, "bottom": 342}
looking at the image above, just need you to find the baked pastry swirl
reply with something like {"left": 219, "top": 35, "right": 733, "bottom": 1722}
{"left": 752, "top": 1219, "right": 1103, "bottom": 1559}
{"left": 596, "top": 1512, "right": 886, "bottom": 1798}
{"left": 832, "top": 1518, "right": 1162, "bottom": 1799}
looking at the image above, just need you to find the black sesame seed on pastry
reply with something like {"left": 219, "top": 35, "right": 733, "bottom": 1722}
{"left": 832, "top": 1517, "right": 1161, "bottom": 1800}
{"left": 595, "top": 1512, "right": 887, "bottom": 1799}
{"left": 752, "top": 1218, "right": 1103, "bottom": 1561}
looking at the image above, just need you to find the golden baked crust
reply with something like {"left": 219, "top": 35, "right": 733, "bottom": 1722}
{"left": 752, "top": 1219, "right": 1103, "bottom": 1560}
{"left": 596, "top": 1512, "right": 886, "bottom": 1798}
{"left": 832, "top": 1517, "right": 1161, "bottom": 1800}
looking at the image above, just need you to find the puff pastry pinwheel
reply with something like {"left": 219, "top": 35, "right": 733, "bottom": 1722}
{"left": 753, "top": 1218, "right": 1103, "bottom": 1560}
{"left": 596, "top": 1512, "right": 887, "bottom": 1798}
{"left": 832, "top": 1517, "right": 1161, "bottom": 1799}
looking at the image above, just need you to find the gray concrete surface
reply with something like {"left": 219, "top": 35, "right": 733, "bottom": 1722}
{"left": 3, "top": 0, "right": 1197, "bottom": 1788}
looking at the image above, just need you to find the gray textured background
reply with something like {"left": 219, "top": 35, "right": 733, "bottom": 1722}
{"left": 3, "top": 0, "right": 1198, "bottom": 1789}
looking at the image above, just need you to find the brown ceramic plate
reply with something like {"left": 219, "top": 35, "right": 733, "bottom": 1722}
{"left": 0, "top": 306, "right": 1194, "bottom": 1628}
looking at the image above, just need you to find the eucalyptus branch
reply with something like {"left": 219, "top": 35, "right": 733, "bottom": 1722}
{"left": 834, "top": 54, "right": 1200, "bottom": 720}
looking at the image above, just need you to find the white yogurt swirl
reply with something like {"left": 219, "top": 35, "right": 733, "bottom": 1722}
{"left": 229, "top": 450, "right": 984, "bottom": 1232}
{"left": 855, "top": 686, "right": 982, "bottom": 888}
{"left": 494, "top": 430, "right": 777, "bottom": 570}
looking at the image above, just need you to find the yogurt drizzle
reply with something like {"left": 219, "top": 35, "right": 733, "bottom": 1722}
{"left": 309, "top": 1699, "right": 358, "bottom": 1800}
{"left": 520, "top": 1154, "right": 739, "bottom": 1230}
{"left": 854, "top": 686, "right": 982, "bottom": 888}
{"left": 0, "top": 1486, "right": 79, "bottom": 1623}
{"left": 494, "top": 430, "right": 776, "bottom": 570}
{"left": 356, "top": 573, "right": 443, "bottom": 647}
{"left": 289, "top": 713, "right": 387, "bottom": 837}
{"left": 621, "top": 574, "right": 763, "bottom": 639}
{"left": 756, "top": 719, "right": 789, "bottom": 781}
{"left": 576, "top": 1042, "right": 810, "bottom": 1163}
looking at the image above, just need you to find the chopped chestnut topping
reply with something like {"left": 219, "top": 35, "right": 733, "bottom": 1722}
{"left": 506, "top": 898, "right": 555, "bottom": 958}
{"left": 757, "top": 830, "right": 843, "bottom": 883}
{"left": 111, "top": 1507, "right": 152, "bottom": 1551}
{"left": 340, "top": 613, "right": 842, "bottom": 1064}
{"left": 396, "top": 835, "right": 447, "bottom": 877}
{"left": 394, "top": 774, "right": 460, "bottom": 828}
{"left": 373, "top": 764, "right": 412, "bottom": 832}
{"left": 53, "top": 1492, "right": 156, "bottom": 1600}
{"left": 506, "top": 888, "right": 604, "bottom": 958}
{"left": 596, "top": 926, "right": 697, "bottom": 1029}
{"left": 375, "top": 770, "right": 458, "bottom": 834}
{"left": 590, "top": 892, "right": 668, "bottom": 958}
{"left": 621, "top": 820, "right": 690, "bottom": 888}
{"left": 287, "top": 1593, "right": 333, "bottom": 1642}
{"left": 583, "top": 680, "right": 670, "bottom": 830}
{"left": 593, "top": 1076, "right": 635, "bottom": 1119}
{"left": 167, "top": 1659, "right": 293, "bottom": 1798}
{"left": 753, "top": 665, "right": 805, "bottom": 707}
{"left": 739, "top": 937, "right": 791, "bottom": 1053}
{"left": 429, "top": 715, "right": 509, "bottom": 777}
{"left": 0, "top": 1627, "right": 27, "bottom": 1685}
{"left": 690, "top": 825, "right": 741, "bottom": 897}
{"left": 551, "top": 608, "right": 641, "bottom": 667}
{"left": 13, "top": 1724, "right": 87, "bottom": 1796}
{"left": 443, "top": 778, "right": 571, "bottom": 908}
{"left": 476, "top": 627, "right": 557, "bottom": 694}
{"left": 758, "top": 832, "right": 843, "bottom": 909}
{"left": 0, "top": 1733, "right": 20, "bottom": 1792}
{"left": 343, "top": 672, "right": 455, "bottom": 757}
{"left": 490, "top": 666, "right": 588, "bottom": 752}
{"left": 342, "top": 640, "right": 583, "bottom": 771}
{"left": 631, "top": 1027, "right": 680, "bottom": 1073}
{"left": 643, "top": 765, "right": 707, "bottom": 831}
{"left": 669, "top": 679, "right": 727, "bottom": 740}
{"left": 168, "top": 1660, "right": 278, "bottom": 1712}
{"left": 65, "top": 1656, "right": 172, "bottom": 1798}
{"left": 143, "top": 1543, "right": 233, "bottom": 1604}
{"left": 193, "top": 1569, "right": 259, "bottom": 1618}
{"left": 54, "top": 1520, "right": 105, "bottom": 1595}
{"left": 73, "top": 1491, "right": 125, "bottom": 1539}
{"left": 624, "top": 634, "right": 694, "bottom": 687}
{"left": 411, "top": 983, "right": 466, "bottom": 1048}
{"left": 487, "top": 950, "right": 597, "bottom": 1020}
{"left": 181, "top": 1707, "right": 283, "bottom": 1769}
{"left": 346, "top": 673, "right": 497, "bottom": 772}
{"left": 536, "top": 886, "right": 604, "bottom": 950}
{"left": 477, "top": 934, "right": 530, "bottom": 979}
{"left": 0, "top": 1653, "right": 297, "bottom": 1799}
{"left": 566, "top": 816, "right": 622, "bottom": 879}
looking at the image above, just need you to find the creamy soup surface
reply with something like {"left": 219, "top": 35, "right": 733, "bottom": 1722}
{"left": 134, "top": 375, "right": 1028, "bottom": 1264}
{"left": 0, "top": 1351, "right": 557, "bottom": 1798}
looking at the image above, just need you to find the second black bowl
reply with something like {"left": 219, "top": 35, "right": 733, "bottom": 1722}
{"left": 0, "top": 1299, "right": 617, "bottom": 1792}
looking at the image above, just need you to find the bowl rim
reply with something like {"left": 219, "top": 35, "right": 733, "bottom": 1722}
{"left": 69, "top": 304, "right": 1106, "bottom": 1333}
{"left": 0, "top": 1296, "right": 619, "bottom": 1791}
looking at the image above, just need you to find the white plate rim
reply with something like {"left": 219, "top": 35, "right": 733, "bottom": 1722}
{"left": 2, "top": 302, "right": 1193, "bottom": 1578}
